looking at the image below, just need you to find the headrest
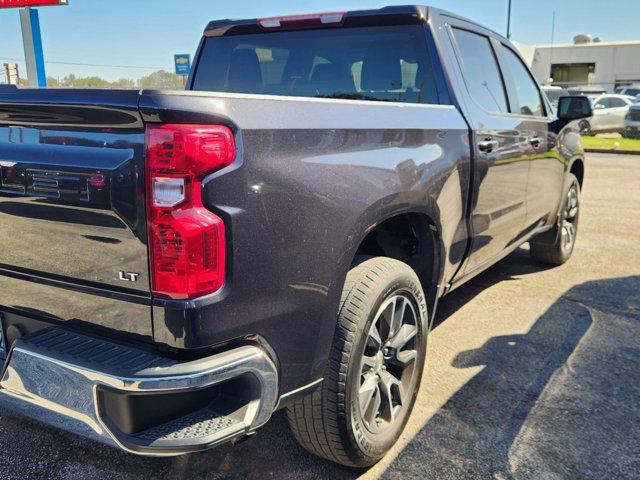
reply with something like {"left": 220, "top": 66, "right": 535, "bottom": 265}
{"left": 228, "top": 49, "right": 263, "bottom": 93}
{"left": 361, "top": 47, "right": 403, "bottom": 92}
{"left": 310, "top": 63, "right": 355, "bottom": 94}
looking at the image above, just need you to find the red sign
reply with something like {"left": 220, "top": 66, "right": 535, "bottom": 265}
{"left": 0, "top": 0, "right": 68, "bottom": 7}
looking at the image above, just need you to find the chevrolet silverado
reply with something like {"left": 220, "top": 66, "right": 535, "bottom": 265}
{"left": 0, "top": 5, "right": 592, "bottom": 467}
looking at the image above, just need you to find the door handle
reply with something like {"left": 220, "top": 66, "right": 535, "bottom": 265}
{"left": 478, "top": 139, "right": 498, "bottom": 153}
{"left": 529, "top": 137, "right": 542, "bottom": 149}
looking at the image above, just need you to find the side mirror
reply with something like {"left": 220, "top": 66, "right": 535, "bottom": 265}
{"left": 557, "top": 96, "right": 593, "bottom": 120}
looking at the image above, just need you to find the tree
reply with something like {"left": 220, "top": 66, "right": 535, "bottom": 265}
{"left": 9, "top": 70, "right": 181, "bottom": 90}
{"left": 112, "top": 78, "right": 135, "bottom": 88}
{"left": 137, "top": 70, "right": 184, "bottom": 89}
{"left": 60, "top": 74, "right": 112, "bottom": 88}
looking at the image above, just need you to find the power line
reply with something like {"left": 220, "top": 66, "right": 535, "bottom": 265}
{"left": 0, "top": 56, "right": 167, "bottom": 70}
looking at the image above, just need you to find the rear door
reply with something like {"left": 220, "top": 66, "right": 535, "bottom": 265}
{"left": 496, "top": 43, "right": 562, "bottom": 230}
{"left": 441, "top": 20, "right": 529, "bottom": 274}
{"left": 0, "top": 90, "right": 152, "bottom": 340}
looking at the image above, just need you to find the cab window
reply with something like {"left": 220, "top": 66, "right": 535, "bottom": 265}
{"left": 500, "top": 45, "right": 545, "bottom": 116}
{"left": 451, "top": 28, "right": 508, "bottom": 113}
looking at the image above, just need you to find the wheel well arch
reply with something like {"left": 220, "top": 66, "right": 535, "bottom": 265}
{"left": 350, "top": 212, "right": 443, "bottom": 313}
{"left": 570, "top": 158, "right": 584, "bottom": 188}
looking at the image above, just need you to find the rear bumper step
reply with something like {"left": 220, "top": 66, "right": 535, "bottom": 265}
{"left": 0, "top": 328, "right": 278, "bottom": 456}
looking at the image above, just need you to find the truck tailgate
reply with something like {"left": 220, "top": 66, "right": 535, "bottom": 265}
{"left": 0, "top": 89, "right": 152, "bottom": 340}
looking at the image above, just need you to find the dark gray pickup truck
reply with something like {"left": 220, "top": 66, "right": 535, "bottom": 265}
{"left": 0, "top": 5, "right": 592, "bottom": 468}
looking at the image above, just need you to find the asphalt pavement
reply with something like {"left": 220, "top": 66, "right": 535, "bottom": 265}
{"left": 0, "top": 153, "right": 638, "bottom": 479}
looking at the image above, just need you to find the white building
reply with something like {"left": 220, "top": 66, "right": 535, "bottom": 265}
{"left": 515, "top": 36, "right": 640, "bottom": 92}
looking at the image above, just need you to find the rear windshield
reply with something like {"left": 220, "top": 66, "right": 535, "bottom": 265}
{"left": 192, "top": 25, "right": 439, "bottom": 104}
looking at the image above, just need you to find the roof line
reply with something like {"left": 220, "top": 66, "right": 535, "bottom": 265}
{"left": 532, "top": 40, "right": 640, "bottom": 48}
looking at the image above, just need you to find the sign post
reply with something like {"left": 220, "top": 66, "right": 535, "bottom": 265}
{"left": 19, "top": 7, "right": 46, "bottom": 87}
{"left": 0, "top": 0, "right": 69, "bottom": 87}
{"left": 174, "top": 54, "right": 191, "bottom": 86}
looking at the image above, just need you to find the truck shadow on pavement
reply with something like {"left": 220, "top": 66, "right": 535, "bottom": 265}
{"left": 432, "top": 247, "right": 556, "bottom": 327}
{"left": 1, "top": 252, "right": 638, "bottom": 480}
{"left": 384, "top": 273, "right": 640, "bottom": 479}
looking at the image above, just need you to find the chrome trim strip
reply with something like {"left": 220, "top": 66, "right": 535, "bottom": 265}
{"left": 276, "top": 378, "right": 323, "bottom": 408}
{"left": 0, "top": 312, "right": 6, "bottom": 360}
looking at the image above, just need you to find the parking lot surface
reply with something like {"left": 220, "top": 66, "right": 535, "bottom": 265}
{"left": 1, "top": 153, "right": 638, "bottom": 479}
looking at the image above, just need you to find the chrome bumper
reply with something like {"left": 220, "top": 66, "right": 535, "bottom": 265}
{"left": 0, "top": 328, "right": 278, "bottom": 456}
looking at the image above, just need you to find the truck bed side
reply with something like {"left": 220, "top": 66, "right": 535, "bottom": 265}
{"left": 140, "top": 90, "right": 470, "bottom": 391}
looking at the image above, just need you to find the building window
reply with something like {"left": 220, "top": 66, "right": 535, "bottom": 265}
{"left": 551, "top": 63, "right": 595, "bottom": 87}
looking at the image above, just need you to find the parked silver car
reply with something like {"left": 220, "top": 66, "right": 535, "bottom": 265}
{"left": 581, "top": 94, "right": 636, "bottom": 135}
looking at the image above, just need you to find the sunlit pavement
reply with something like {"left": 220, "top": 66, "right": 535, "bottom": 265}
{"left": 1, "top": 153, "right": 638, "bottom": 479}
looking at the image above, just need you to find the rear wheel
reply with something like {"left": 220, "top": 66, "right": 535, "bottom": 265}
{"left": 286, "top": 257, "right": 428, "bottom": 467}
{"left": 578, "top": 119, "right": 593, "bottom": 136}
{"left": 530, "top": 174, "right": 580, "bottom": 265}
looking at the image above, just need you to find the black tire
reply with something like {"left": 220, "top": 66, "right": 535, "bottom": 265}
{"left": 578, "top": 120, "right": 593, "bottom": 136}
{"left": 286, "top": 257, "right": 428, "bottom": 467}
{"left": 530, "top": 174, "right": 580, "bottom": 265}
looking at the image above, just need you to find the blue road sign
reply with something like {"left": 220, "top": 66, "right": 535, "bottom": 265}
{"left": 174, "top": 54, "right": 191, "bottom": 76}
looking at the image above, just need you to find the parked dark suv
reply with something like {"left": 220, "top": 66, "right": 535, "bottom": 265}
{"left": 0, "top": 5, "right": 591, "bottom": 467}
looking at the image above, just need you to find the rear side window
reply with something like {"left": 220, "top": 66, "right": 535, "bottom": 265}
{"left": 608, "top": 97, "right": 628, "bottom": 108}
{"left": 192, "top": 25, "right": 440, "bottom": 104}
{"left": 451, "top": 28, "right": 508, "bottom": 113}
{"left": 500, "top": 45, "right": 544, "bottom": 116}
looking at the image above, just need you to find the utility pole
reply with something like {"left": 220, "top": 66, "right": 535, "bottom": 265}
{"left": 506, "top": 0, "right": 513, "bottom": 39}
{"left": 549, "top": 11, "right": 556, "bottom": 84}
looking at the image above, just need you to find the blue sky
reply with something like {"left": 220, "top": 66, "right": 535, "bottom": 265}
{"left": 1, "top": 0, "right": 638, "bottom": 81}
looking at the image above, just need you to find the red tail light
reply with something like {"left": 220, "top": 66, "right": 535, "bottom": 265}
{"left": 145, "top": 124, "right": 235, "bottom": 299}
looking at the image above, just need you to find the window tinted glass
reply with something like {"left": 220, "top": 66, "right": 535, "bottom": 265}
{"left": 609, "top": 97, "right": 627, "bottom": 108}
{"left": 619, "top": 88, "right": 640, "bottom": 97}
{"left": 193, "top": 25, "right": 440, "bottom": 104}
{"left": 452, "top": 28, "right": 508, "bottom": 113}
{"left": 545, "top": 90, "right": 563, "bottom": 102}
{"left": 501, "top": 46, "right": 544, "bottom": 116}
{"left": 594, "top": 98, "right": 609, "bottom": 109}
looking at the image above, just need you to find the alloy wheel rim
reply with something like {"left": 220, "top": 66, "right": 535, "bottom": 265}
{"left": 561, "top": 184, "right": 579, "bottom": 254}
{"left": 579, "top": 120, "right": 590, "bottom": 134}
{"left": 358, "top": 294, "right": 419, "bottom": 434}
